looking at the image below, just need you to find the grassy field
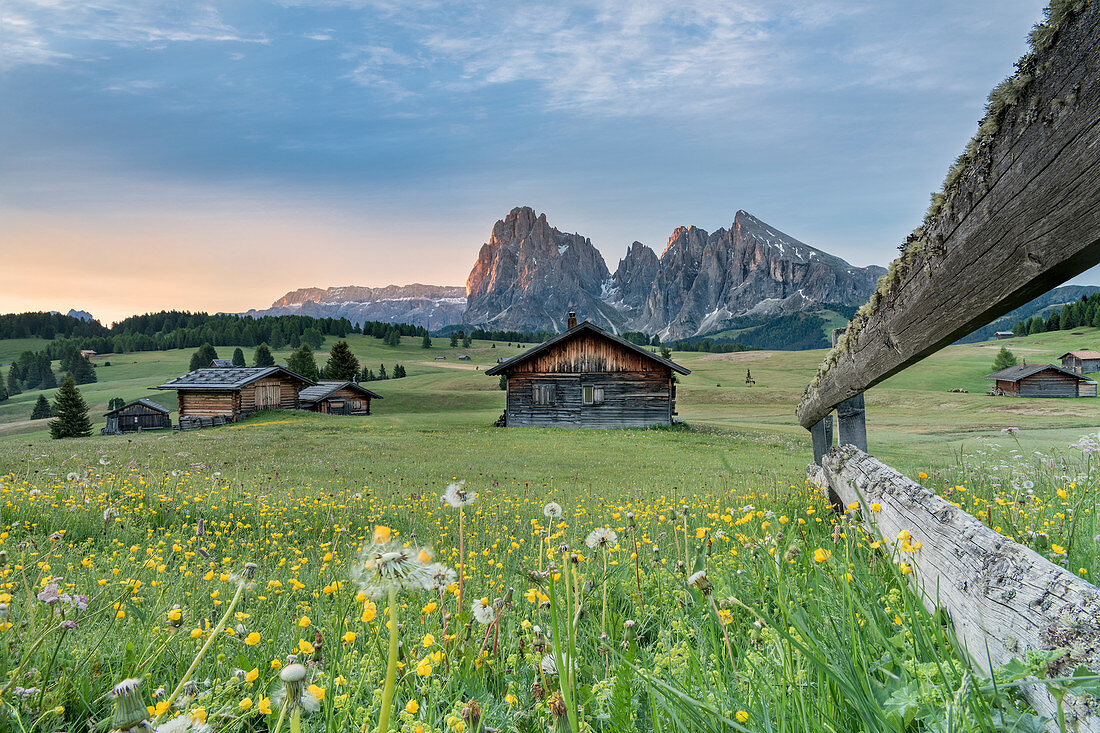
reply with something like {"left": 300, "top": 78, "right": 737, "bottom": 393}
{"left": 1, "top": 328, "right": 1098, "bottom": 731}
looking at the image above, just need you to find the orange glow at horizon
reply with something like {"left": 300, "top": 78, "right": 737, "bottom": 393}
{"left": 0, "top": 207, "right": 470, "bottom": 325}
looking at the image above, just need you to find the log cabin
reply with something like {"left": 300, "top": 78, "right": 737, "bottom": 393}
{"left": 985, "top": 363, "right": 1097, "bottom": 397}
{"left": 485, "top": 314, "right": 690, "bottom": 428}
{"left": 102, "top": 398, "right": 171, "bottom": 435}
{"left": 1059, "top": 350, "right": 1100, "bottom": 374}
{"left": 298, "top": 381, "right": 382, "bottom": 415}
{"left": 154, "top": 366, "right": 315, "bottom": 426}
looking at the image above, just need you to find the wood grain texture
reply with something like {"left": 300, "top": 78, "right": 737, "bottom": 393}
{"left": 809, "top": 446, "right": 1100, "bottom": 730}
{"left": 505, "top": 372, "right": 672, "bottom": 428}
{"left": 798, "top": 5, "right": 1100, "bottom": 428}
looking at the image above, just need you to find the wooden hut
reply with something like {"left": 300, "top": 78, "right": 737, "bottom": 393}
{"left": 210, "top": 359, "right": 234, "bottom": 368}
{"left": 1059, "top": 350, "right": 1100, "bottom": 374}
{"left": 485, "top": 315, "right": 690, "bottom": 428}
{"left": 298, "top": 381, "right": 382, "bottom": 415}
{"left": 102, "top": 398, "right": 171, "bottom": 435}
{"left": 154, "top": 366, "right": 314, "bottom": 428}
{"left": 985, "top": 363, "right": 1097, "bottom": 397}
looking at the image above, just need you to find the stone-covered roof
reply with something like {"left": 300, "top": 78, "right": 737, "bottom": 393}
{"left": 485, "top": 320, "right": 690, "bottom": 376}
{"left": 154, "top": 366, "right": 314, "bottom": 391}
{"left": 986, "top": 363, "right": 1095, "bottom": 382}
{"left": 1060, "top": 350, "right": 1100, "bottom": 360}
{"left": 298, "top": 381, "right": 382, "bottom": 403}
{"left": 104, "top": 398, "right": 171, "bottom": 417}
{"left": 210, "top": 359, "right": 234, "bottom": 367}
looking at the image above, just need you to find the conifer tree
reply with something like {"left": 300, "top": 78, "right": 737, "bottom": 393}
{"left": 421, "top": 334, "right": 432, "bottom": 349}
{"left": 254, "top": 343, "right": 275, "bottom": 367}
{"left": 189, "top": 343, "right": 219, "bottom": 371}
{"left": 49, "top": 377, "right": 92, "bottom": 439}
{"left": 287, "top": 344, "right": 319, "bottom": 381}
{"left": 38, "top": 354, "right": 58, "bottom": 389}
{"left": 992, "top": 345, "right": 1019, "bottom": 372}
{"left": 69, "top": 355, "right": 97, "bottom": 384}
{"left": 499, "top": 374, "right": 507, "bottom": 391}
{"left": 5, "top": 367, "right": 20, "bottom": 396}
{"left": 450, "top": 333, "right": 459, "bottom": 347}
{"left": 378, "top": 363, "right": 388, "bottom": 380}
{"left": 392, "top": 364, "right": 406, "bottom": 378}
{"left": 324, "top": 341, "right": 360, "bottom": 381}
{"left": 31, "top": 394, "right": 53, "bottom": 420}
{"left": 231, "top": 347, "right": 246, "bottom": 367}
{"left": 108, "top": 397, "right": 126, "bottom": 411}
{"left": 0, "top": 377, "right": 7, "bottom": 402}
{"left": 462, "top": 335, "right": 472, "bottom": 348}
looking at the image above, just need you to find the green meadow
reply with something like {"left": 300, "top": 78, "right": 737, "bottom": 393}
{"left": 1, "top": 327, "right": 1098, "bottom": 732}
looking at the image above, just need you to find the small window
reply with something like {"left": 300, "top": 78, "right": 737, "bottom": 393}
{"left": 533, "top": 384, "right": 555, "bottom": 405}
{"left": 583, "top": 385, "right": 604, "bottom": 405}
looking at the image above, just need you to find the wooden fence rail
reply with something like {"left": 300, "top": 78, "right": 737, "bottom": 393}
{"left": 810, "top": 446, "right": 1100, "bottom": 731}
{"left": 797, "top": 1, "right": 1100, "bottom": 435}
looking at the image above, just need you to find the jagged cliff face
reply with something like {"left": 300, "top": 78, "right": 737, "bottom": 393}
{"left": 247, "top": 283, "right": 466, "bottom": 329}
{"left": 464, "top": 206, "right": 623, "bottom": 332}
{"left": 632, "top": 211, "right": 885, "bottom": 338}
{"left": 463, "top": 208, "right": 884, "bottom": 339}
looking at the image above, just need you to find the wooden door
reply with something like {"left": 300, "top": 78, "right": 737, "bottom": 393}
{"left": 257, "top": 384, "right": 280, "bottom": 408}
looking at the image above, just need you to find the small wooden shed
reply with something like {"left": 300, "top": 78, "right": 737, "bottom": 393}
{"left": 154, "top": 366, "right": 315, "bottom": 427}
{"left": 1059, "top": 350, "right": 1100, "bottom": 374}
{"left": 298, "top": 381, "right": 382, "bottom": 415}
{"left": 485, "top": 317, "right": 690, "bottom": 428}
{"left": 210, "top": 359, "right": 234, "bottom": 368}
{"left": 102, "top": 398, "right": 171, "bottom": 435}
{"left": 985, "top": 363, "right": 1097, "bottom": 397}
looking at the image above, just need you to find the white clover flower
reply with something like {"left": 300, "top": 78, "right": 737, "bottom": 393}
{"left": 442, "top": 481, "right": 476, "bottom": 508}
{"left": 586, "top": 527, "right": 617, "bottom": 551}
{"left": 471, "top": 597, "right": 495, "bottom": 625}
{"left": 543, "top": 502, "right": 563, "bottom": 519}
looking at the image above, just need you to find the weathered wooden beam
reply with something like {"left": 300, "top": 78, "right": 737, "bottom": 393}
{"left": 809, "top": 446, "right": 1100, "bottom": 730}
{"left": 798, "top": 5, "right": 1100, "bottom": 428}
{"left": 810, "top": 415, "right": 833, "bottom": 466}
{"left": 836, "top": 394, "right": 867, "bottom": 452}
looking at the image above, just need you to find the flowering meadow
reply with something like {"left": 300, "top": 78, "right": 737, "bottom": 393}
{"left": 1, "top": 415, "right": 1097, "bottom": 732}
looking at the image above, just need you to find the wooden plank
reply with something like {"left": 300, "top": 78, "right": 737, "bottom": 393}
{"left": 809, "top": 446, "right": 1100, "bottom": 730}
{"left": 798, "top": 5, "right": 1100, "bottom": 428}
{"left": 836, "top": 394, "right": 867, "bottom": 451}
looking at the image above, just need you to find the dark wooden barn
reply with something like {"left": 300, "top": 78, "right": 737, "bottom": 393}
{"left": 154, "top": 366, "right": 315, "bottom": 428}
{"left": 298, "top": 381, "right": 382, "bottom": 415}
{"left": 485, "top": 316, "right": 689, "bottom": 428}
{"left": 102, "top": 398, "right": 171, "bottom": 435}
{"left": 1059, "top": 350, "right": 1100, "bottom": 374}
{"left": 986, "top": 363, "right": 1097, "bottom": 397}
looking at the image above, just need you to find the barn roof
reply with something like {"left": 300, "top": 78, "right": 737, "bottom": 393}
{"left": 154, "top": 366, "right": 315, "bottom": 391}
{"left": 298, "top": 381, "right": 382, "bottom": 403}
{"left": 985, "top": 363, "right": 1094, "bottom": 382}
{"left": 104, "top": 398, "right": 171, "bottom": 417}
{"left": 1060, "top": 350, "right": 1100, "bottom": 360}
{"left": 485, "top": 321, "right": 690, "bottom": 376}
{"left": 210, "top": 359, "right": 234, "bottom": 367}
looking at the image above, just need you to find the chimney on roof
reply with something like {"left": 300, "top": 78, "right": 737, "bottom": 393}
{"left": 567, "top": 311, "right": 577, "bottom": 329}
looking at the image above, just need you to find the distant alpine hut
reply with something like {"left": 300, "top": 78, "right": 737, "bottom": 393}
{"left": 210, "top": 359, "right": 234, "bottom": 368}
{"left": 80, "top": 349, "right": 97, "bottom": 357}
{"left": 1059, "top": 350, "right": 1100, "bottom": 374}
{"left": 298, "top": 381, "right": 382, "bottom": 415}
{"left": 154, "top": 366, "right": 314, "bottom": 428}
{"left": 485, "top": 313, "right": 690, "bottom": 428}
{"left": 986, "top": 363, "right": 1097, "bottom": 397}
{"left": 994, "top": 331, "right": 1016, "bottom": 340}
{"left": 102, "top": 398, "right": 171, "bottom": 435}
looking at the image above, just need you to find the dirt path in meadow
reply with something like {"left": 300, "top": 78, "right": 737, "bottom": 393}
{"left": 699, "top": 351, "right": 774, "bottom": 362}
{"left": 415, "top": 360, "right": 482, "bottom": 371}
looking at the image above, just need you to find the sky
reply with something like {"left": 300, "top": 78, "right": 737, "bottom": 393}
{"left": 2, "top": 0, "right": 1092, "bottom": 324}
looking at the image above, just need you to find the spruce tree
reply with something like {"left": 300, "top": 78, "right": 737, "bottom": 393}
{"left": 49, "top": 377, "right": 92, "bottom": 438}
{"left": 5, "top": 367, "right": 20, "bottom": 396}
{"left": 450, "top": 333, "right": 459, "bottom": 347}
{"left": 108, "top": 397, "right": 126, "bottom": 411}
{"left": 378, "top": 364, "right": 388, "bottom": 380}
{"left": 462, "top": 335, "right": 472, "bottom": 348}
{"left": 287, "top": 344, "right": 319, "bottom": 381}
{"left": 393, "top": 364, "right": 406, "bottom": 378}
{"left": 70, "top": 355, "right": 97, "bottom": 384}
{"left": 190, "top": 343, "right": 219, "bottom": 371}
{"left": 498, "top": 374, "right": 507, "bottom": 391}
{"left": 992, "top": 345, "right": 1019, "bottom": 372}
{"left": 31, "top": 394, "right": 53, "bottom": 420}
{"left": 38, "top": 354, "right": 58, "bottom": 389}
{"left": 232, "top": 347, "right": 246, "bottom": 367}
{"left": 0, "top": 377, "right": 7, "bottom": 402}
{"left": 324, "top": 341, "right": 360, "bottom": 381}
{"left": 254, "top": 343, "right": 275, "bottom": 367}
{"left": 421, "top": 334, "right": 432, "bottom": 349}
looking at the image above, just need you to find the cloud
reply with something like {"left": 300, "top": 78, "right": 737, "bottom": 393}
{"left": 1, "top": 1, "right": 267, "bottom": 71}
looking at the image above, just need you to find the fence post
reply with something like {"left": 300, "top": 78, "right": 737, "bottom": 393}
{"left": 837, "top": 394, "right": 867, "bottom": 452}
{"left": 810, "top": 414, "right": 833, "bottom": 465}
